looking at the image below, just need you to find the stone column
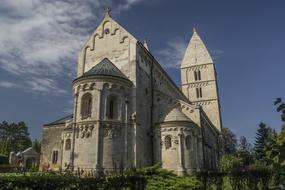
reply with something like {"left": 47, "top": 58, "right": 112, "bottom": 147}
{"left": 95, "top": 89, "right": 102, "bottom": 171}
{"left": 195, "top": 135, "right": 200, "bottom": 172}
{"left": 124, "top": 98, "right": 129, "bottom": 168}
{"left": 70, "top": 93, "right": 78, "bottom": 170}
{"left": 177, "top": 131, "right": 185, "bottom": 176}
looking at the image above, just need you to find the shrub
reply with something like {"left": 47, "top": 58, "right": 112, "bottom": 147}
{"left": 0, "top": 173, "right": 146, "bottom": 190}
{"left": 0, "top": 155, "right": 8, "bottom": 165}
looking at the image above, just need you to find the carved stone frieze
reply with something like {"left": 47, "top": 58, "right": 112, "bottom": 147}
{"left": 103, "top": 124, "right": 122, "bottom": 139}
{"left": 76, "top": 124, "right": 94, "bottom": 139}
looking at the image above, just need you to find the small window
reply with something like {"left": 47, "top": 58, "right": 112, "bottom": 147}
{"left": 107, "top": 95, "right": 119, "bottom": 120}
{"left": 65, "top": 139, "right": 71, "bottom": 150}
{"left": 194, "top": 71, "right": 197, "bottom": 81}
{"left": 109, "top": 99, "right": 114, "bottom": 119}
{"left": 196, "top": 87, "right": 203, "bottom": 98}
{"left": 198, "top": 70, "right": 201, "bottom": 80}
{"left": 185, "top": 136, "right": 192, "bottom": 150}
{"left": 81, "top": 93, "right": 92, "bottom": 119}
{"left": 104, "top": 29, "right": 110, "bottom": 34}
{"left": 165, "top": 135, "right": 172, "bottom": 150}
{"left": 196, "top": 88, "right": 199, "bottom": 98}
{"left": 52, "top": 150, "right": 58, "bottom": 164}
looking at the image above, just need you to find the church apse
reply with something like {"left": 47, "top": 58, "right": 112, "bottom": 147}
{"left": 40, "top": 9, "right": 223, "bottom": 176}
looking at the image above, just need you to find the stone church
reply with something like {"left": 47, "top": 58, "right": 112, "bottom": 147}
{"left": 40, "top": 9, "right": 223, "bottom": 176}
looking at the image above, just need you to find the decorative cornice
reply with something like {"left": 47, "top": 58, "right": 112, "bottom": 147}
{"left": 181, "top": 62, "right": 214, "bottom": 70}
{"left": 182, "top": 80, "right": 216, "bottom": 86}
{"left": 191, "top": 99, "right": 218, "bottom": 103}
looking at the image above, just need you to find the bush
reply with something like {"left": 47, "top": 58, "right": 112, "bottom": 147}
{"left": 132, "top": 164, "right": 202, "bottom": 190}
{"left": 0, "top": 173, "right": 146, "bottom": 190}
{"left": 0, "top": 155, "right": 8, "bottom": 165}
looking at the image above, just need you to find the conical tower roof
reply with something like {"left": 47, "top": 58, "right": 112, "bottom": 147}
{"left": 163, "top": 107, "right": 192, "bottom": 122}
{"left": 83, "top": 58, "right": 129, "bottom": 80}
{"left": 181, "top": 28, "right": 213, "bottom": 68}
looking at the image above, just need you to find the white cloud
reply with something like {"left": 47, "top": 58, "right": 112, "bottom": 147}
{"left": 0, "top": 0, "right": 110, "bottom": 95}
{"left": 115, "top": 0, "right": 144, "bottom": 13}
{"left": 0, "top": 81, "right": 18, "bottom": 88}
{"left": 0, "top": 0, "right": 107, "bottom": 77}
{"left": 26, "top": 77, "right": 67, "bottom": 96}
{"left": 0, "top": 0, "right": 150, "bottom": 96}
{"left": 157, "top": 37, "right": 188, "bottom": 69}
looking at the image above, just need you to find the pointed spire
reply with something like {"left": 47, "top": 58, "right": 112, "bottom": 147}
{"left": 143, "top": 39, "right": 150, "bottom": 51}
{"left": 104, "top": 7, "right": 112, "bottom": 18}
{"left": 181, "top": 28, "right": 213, "bottom": 67}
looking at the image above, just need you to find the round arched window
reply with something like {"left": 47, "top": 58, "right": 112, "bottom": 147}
{"left": 81, "top": 93, "right": 92, "bottom": 119}
{"left": 65, "top": 139, "right": 71, "bottom": 150}
{"left": 185, "top": 136, "right": 191, "bottom": 150}
{"left": 165, "top": 135, "right": 172, "bottom": 150}
{"left": 104, "top": 29, "right": 110, "bottom": 34}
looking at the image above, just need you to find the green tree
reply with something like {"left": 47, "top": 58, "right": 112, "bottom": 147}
{"left": 238, "top": 136, "right": 254, "bottom": 166}
{"left": 222, "top": 127, "right": 237, "bottom": 155}
{"left": 264, "top": 128, "right": 278, "bottom": 165}
{"left": 274, "top": 97, "right": 285, "bottom": 122}
{"left": 254, "top": 122, "right": 269, "bottom": 160}
{"left": 0, "top": 121, "right": 32, "bottom": 155}
{"left": 238, "top": 136, "right": 252, "bottom": 153}
{"left": 32, "top": 139, "right": 41, "bottom": 153}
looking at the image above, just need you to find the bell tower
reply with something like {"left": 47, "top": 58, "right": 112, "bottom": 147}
{"left": 180, "top": 28, "right": 222, "bottom": 131}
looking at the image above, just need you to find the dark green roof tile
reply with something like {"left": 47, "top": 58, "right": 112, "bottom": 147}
{"left": 83, "top": 58, "right": 129, "bottom": 80}
{"left": 44, "top": 114, "right": 73, "bottom": 126}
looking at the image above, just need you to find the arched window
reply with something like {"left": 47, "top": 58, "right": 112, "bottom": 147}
{"left": 185, "top": 135, "right": 192, "bottom": 150}
{"left": 81, "top": 93, "right": 92, "bottom": 119}
{"left": 165, "top": 135, "right": 172, "bottom": 150}
{"left": 65, "top": 139, "right": 71, "bottom": 150}
{"left": 194, "top": 71, "right": 198, "bottom": 81}
{"left": 196, "top": 88, "right": 199, "bottom": 98}
{"left": 199, "top": 87, "right": 203, "bottom": 98}
{"left": 107, "top": 95, "right": 119, "bottom": 120}
{"left": 196, "top": 87, "right": 203, "bottom": 98}
{"left": 52, "top": 150, "right": 58, "bottom": 164}
{"left": 198, "top": 70, "right": 201, "bottom": 80}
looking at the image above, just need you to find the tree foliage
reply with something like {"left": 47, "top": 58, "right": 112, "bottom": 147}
{"left": 254, "top": 122, "right": 270, "bottom": 160}
{"left": 32, "top": 139, "right": 41, "bottom": 153}
{"left": 0, "top": 121, "right": 32, "bottom": 156}
{"left": 275, "top": 97, "right": 285, "bottom": 122}
{"left": 222, "top": 127, "right": 237, "bottom": 155}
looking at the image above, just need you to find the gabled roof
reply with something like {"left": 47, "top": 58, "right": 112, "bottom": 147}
{"left": 83, "top": 58, "right": 129, "bottom": 80}
{"left": 44, "top": 114, "right": 73, "bottom": 126}
{"left": 22, "top": 147, "right": 39, "bottom": 155}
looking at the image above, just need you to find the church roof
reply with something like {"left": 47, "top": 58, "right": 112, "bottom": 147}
{"left": 22, "top": 147, "right": 39, "bottom": 155}
{"left": 83, "top": 58, "right": 129, "bottom": 80}
{"left": 181, "top": 28, "right": 213, "bottom": 68}
{"left": 44, "top": 114, "right": 73, "bottom": 126}
{"left": 163, "top": 108, "right": 192, "bottom": 122}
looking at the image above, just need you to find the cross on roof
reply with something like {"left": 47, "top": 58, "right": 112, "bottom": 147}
{"left": 105, "top": 7, "right": 112, "bottom": 17}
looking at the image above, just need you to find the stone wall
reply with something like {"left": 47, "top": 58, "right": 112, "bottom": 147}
{"left": 72, "top": 76, "right": 133, "bottom": 172}
{"left": 40, "top": 124, "right": 65, "bottom": 171}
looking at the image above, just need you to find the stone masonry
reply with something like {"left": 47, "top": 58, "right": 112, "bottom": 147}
{"left": 40, "top": 9, "right": 223, "bottom": 176}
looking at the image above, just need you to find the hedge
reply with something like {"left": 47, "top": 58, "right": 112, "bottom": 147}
{"left": 0, "top": 174, "right": 146, "bottom": 190}
{"left": 0, "top": 164, "right": 274, "bottom": 190}
{"left": 0, "top": 155, "right": 8, "bottom": 165}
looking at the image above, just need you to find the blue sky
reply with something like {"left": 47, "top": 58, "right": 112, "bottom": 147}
{"left": 0, "top": 0, "right": 284, "bottom": 143}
